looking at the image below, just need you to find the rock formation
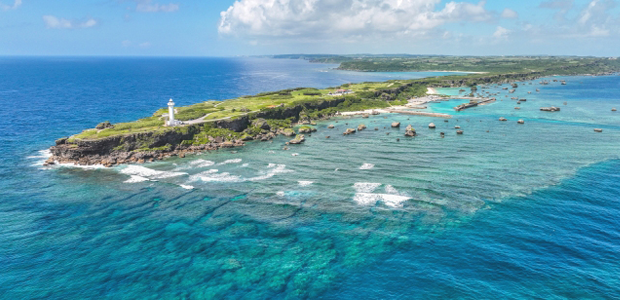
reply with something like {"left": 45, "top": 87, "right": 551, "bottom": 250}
{"left": 289, "top": 134, "right": 306, "bottom": 144}
{"left": 391, "top": 122, "right": 400, "bottom": 128}
{"left": 404, "top": 125, "right": 416, "bottom": 137}
{"left": 428, "top": 123, "right": 436, "bottom": 129}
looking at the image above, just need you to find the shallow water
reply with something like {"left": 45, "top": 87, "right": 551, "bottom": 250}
{"left": 1, "top": 58, "right": 620, "bottom": 298}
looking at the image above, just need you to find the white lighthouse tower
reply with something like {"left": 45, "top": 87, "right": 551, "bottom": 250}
{"left": 167, "top": 98, "right": 177, "bottom": 126}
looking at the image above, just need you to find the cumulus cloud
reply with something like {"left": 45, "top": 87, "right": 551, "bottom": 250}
{"left": 493, "top": 26, "right": 510, "bottom": 38}
{"left": 135, "top": 0, "right": 179, "bottom": 13}
{"left": 43, "top": 15, "right": 98, "bottom": 29}
{"left": 219, "top": 0, "right": 493, "bottom": 40}
{"left": 1, "top": 0, "right": 21, "bottom": 11}
{"left": 501, "top": 8, "right": 518, "bottom": 19}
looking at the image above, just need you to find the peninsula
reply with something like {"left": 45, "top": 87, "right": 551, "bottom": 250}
{"left": 47, "top": 57, "right": 620, "bottom": 167}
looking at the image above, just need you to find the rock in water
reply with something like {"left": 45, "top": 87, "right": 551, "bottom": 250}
{"left": 514, "top": 107, "right": 521, "bottom": 110}
{"left": 298, "top": 126, "right": 316, "bottom": 134}
{"left": 518, "top": 119, "right": 525, "bottom": 124}
{"left": 328, "top": 124, "right": 335, "bottom": 129}
{"left": 404, "top": 125, "right": 416, "bottom": 137}
{"left": 289, "top": 134, "right": 306, "bottom": 144}
{"left": 612, "top": 108, "right": 617, "bottom": 112}
{"left": 391, "top": 122, "right": 400, "bottom": 128}
{"left": 540, "top": 107, "right": 560, "bottom": 112}
{"left": 456, "top": 130, "right": 464, "bottom": 135}
{"left": 499, "top": 117, "right": 507, "bottom": 121}
{"left": 357, "top": 124, "right": 367, "bottom": 131}
{"left": 444, "top": 120, "right": 449, "bottom": 123}
{"left": 594, "top": 128, "right": 603, "bottom": 133}
{"left": 429, "top": 123, "right": 436, "bottom": 129}
{"left": 455, "top": 125, "right": 461, "bottom": 129}
{"left": 343, "top": 128, "right": 356, "bottom": 135}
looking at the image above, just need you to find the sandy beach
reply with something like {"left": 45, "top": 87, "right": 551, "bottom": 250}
{"left": 340, "top": 95, "right": 446, "bottom": 116}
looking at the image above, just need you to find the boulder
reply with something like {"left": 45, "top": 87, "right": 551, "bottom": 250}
{"left": 456, "top": 130, "right": 464, "bottom": 135}
{"left": 514, "top": 107, "right": 520, "bottom": 110}
{"left": 391, "top": 122, "right": 400, "bottom": 128}
{"left": 540, "top": 107, "right": 560, "bottom": 112}
{"left": 594, "top": 128, "right": 603, "bottom": 133}
{"left": 518, "top": 119, "right": 525, "bottom": 124}
{"left": 95, "top": 121, "right": 114, "bottom": 130}
{"left": 326, "top": 136, "right": 330, "bottom": 139}
{"left": 289, "top": 134, "right": 306, "bottom": 144}
{"left": 613, "top": 108, "right": 617, "bottom": 112}
{"left": 428, "top": 123, "right": 436, "bottom": 129}
{"left": 404, "top": 125, "right": 416, "bottom": 137}
{"left": 328, "top": 124, "right": 335, "bottom": 129}
{"left": 252, "top": 118, "right": 271, "bottom": 130}
{"left": 455, "top": 125, "right": 461, "bottom": 129}
{"left": 499, "top": 117, "right": 507, "bottom": 121}
{"left": 298, "top": 126, "right": 316, "bottom": 134}
{"left": 362, "top": 114, "right": 369, "bottom": 118}
{"left": 343, "top": 128, "right": 356, "bottom": 135}
{"left": 281, "top": 128, "right": 296, "bottom": 137}
{"left": 444, "top": 120, "right": 449, "bottom": 123}
{"left": 357, "top": 124, "right": 367, "bottom": 131}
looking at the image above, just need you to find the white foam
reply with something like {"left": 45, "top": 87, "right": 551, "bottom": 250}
{"left": 353, "top": 182, "right": 382, "bottom": 193}
{"left": 53, "top": 162, "right": 107, "bottom": 170}
{"left": 298, "top": 181, "right": 313, "bottom": 186}
{"left": 359, "top": 163, "right": 375, "bottom": 170}
{"left": 241, "top": 163, "right": 249, "bottom": 167}
{"left": 194, "top": 171, "right": 242, "bottom": 183}
{"left": 218, "top": 158, "right": 242, "bottom": 165}
{"left": 120, "top": 165, "right": 187, "bottom": 180}
{"left": 124, "top": 175, "right": 149, "bottom": 183}
{"left": 179, "top": 184, "right": 195, "bottom": 190}
{"left": 292, "top": 153, "right": 299, "bottom": 156}
{"left": 384, "top": 185, "right": 399, "bottom": 194}
{"left": 187, "top": 159, "right": 215, "bottom": 168}
{"left": 353, "top": 193, "right": 411, "bottom": 208}
{"left": 27, "top": 149, "right": 51, "bottom": 159}
{"left": 276, "top": 191, "right": 285, "bottom": 197}
{"left": 248, "top": 164, "right": 293, "bottom": 181}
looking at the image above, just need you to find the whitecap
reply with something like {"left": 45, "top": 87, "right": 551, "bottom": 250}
{"left": 384, "top": 185, "right": 399, "bottom": 194}
{"left": 292, "top": 153, "right": 299, "bottom": 156}
{"left": 353, "top": 193, "right": 411, "bottom": 208}
{"left": 353, "top": 182, "right": 382, "bottom": 193}
{"left": 189, "top": 159, "right": 215, "bottom": 168}
{"left": 359, "top": 163, "right": 374, "bottom": 170}
{"left": 194, "top": 171, "right": 242, "bottom": 183}
{"left": 298, "top": 181, "right": 313, "bottom": 186}
{"left": 276, "top": 191, "right": 285, "bottom": 197}
{"left": 241, "top": 163, "right": 249, "bottom": 167}
{"left": 179, "top": 184, "right": 195, "bottom": 190}
{"left": 218, "top": 158, "right": 242, "bottom": 165}
{"left": 120, "top": 165, "right": 187, "bottom": 180}
{"left": 248, "top": 164, "right": 293, "bottom": 181}
{"left": 124, "top": 175, "right": 149, "bottom": 183}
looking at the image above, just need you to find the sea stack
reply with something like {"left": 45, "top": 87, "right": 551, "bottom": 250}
{"left": 404, "top": 125, "right": 416, "bottom": 137}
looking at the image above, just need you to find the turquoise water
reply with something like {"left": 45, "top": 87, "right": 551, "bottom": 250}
{"left": 1, "top": 58, "right": 620, "bottom": 298}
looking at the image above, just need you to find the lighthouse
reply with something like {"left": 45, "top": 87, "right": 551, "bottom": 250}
{"left": 167, "top": 98, "right": 176, "bottom": 126}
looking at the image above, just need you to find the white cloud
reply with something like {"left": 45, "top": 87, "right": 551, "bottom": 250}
{"left": 43, "top": 15, "right": 98, "bottom": 29}
{"left": 1, "top": 0, "right": 21, "bottom": 11}
{"left": 219, "top": 0, "right": 493, "bottom": 40}
{"left": 135, "top": 0, "right": 179, "bottom": 13}
{"left": 501, "top": 8, "right": 518, "bottom": 19}
{"left": 493, "top": 26, "right": 510, "bottom": 38}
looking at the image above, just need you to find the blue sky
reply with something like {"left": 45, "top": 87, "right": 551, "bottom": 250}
{"left": 0, "top": 0, "right": 618, "bottom": 56}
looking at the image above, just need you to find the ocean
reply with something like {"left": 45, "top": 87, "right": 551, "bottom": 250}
{"left": 1, "top": 57, "right": 619, "bottom": 299}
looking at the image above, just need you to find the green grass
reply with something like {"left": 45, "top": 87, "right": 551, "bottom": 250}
{"left": 67, "top": 57, "right": 620, "bottom": 141}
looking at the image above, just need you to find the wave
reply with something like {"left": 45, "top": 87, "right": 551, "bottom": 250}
{"left": 353, "top": 182, "right": 382, "bottom": 193}
{"left": 359, "top": 163, "right": 375, "bottom": 170}
{"left": 353, "top": 193, "right": 411, "bottom": 208}
{"left": 298, "top": 181, "right": 313, "bottom": 186}
{"left": 120, "top": 165, "right": 187, "bottom": 181}
{"left": 218, "top": 158, "right": 242, "bottom": 165}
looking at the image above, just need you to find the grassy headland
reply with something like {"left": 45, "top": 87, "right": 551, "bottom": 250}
{"left": 70, "top": 56, "right": 620, "bottom": 143}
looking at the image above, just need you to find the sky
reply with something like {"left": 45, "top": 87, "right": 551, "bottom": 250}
{"left": 0, "top": 0, "right": 619, "bottom": 56}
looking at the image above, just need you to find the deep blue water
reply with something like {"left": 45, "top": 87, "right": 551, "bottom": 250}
{"left": 1, "top": 57, "right": 620, "bottom": 299}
